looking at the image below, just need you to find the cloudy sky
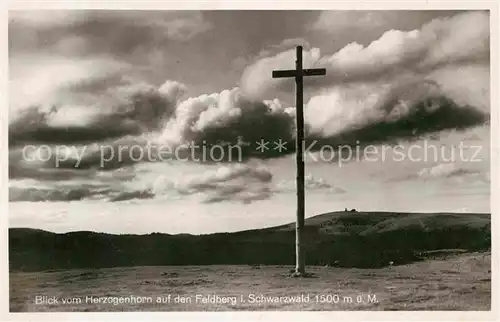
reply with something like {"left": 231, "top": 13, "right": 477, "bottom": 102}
{"left": 8, "top": 10, "right": 491, "bottom": 234}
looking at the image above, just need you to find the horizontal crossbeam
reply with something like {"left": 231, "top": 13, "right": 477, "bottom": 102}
{"left": 272, "top": 70, "right": 296, "bottom": 78}
{"left": 272, "top": 68, "right": 327, "bottom": 79}
{"left": 303, "top": 68, "right": 327, "bottom": 76}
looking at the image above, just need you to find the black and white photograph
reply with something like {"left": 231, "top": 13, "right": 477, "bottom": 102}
{"left": 4, "top": 4, "right": 496, "bottom": 317}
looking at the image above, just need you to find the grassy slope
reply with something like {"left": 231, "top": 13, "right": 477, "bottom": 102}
{"left": 9, "top": 211, "right": 491, "bottom": 271}
{"left": 10, "top": 252, "right": 491, "bottom": 311}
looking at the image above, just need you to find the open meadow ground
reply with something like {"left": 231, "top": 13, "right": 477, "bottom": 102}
{"left": 9, "top": 211, "right": 491, "bottom": 311}
{"left": 10, "top": 252, "right": 490, "bottom": 311}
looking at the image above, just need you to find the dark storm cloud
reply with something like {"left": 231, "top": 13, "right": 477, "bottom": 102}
{"left": 9, "top": 80, "right": 487, "bottom": 176}
{"left": 190, "top": 91, "right": 487, "bottom": 160}
{"left": 9, "top": 80, "right": 186, "bottom": 147}
{"left": 146, "top": 80, "right": 488, "bottom": 162}
{"left": 7, "top": 10, "right": 490, "bottom": 184}
{"left": 307, "top": 96, "right": 487, "bottom": 148}
{"left": 9, "top": 10, "right": 213, "bottom": 57}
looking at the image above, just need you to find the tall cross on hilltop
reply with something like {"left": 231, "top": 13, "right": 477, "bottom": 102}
{"left": 272, "top": 46, "right": 326, "bottom": 276}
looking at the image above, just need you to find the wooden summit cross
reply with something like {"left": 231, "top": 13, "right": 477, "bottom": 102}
{"left": 272, "top": 46, "right": 326, "bottom": 276}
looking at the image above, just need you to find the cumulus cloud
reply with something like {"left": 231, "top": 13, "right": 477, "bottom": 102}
{"left": 9, "top": 78, "right": 488, "bottom": 179}
{"left": 416, "top": 163, "right": 490, "bottom": 184}
{"left": 9, "top": 79, "right": 186, "bottom": 146}
{"left": 241, "top": 47, "right": 322, "bottom": 99}
{"left": 159, "top": 80, "right": 188, "bottom": 101}
{"left": 241, "top": 11, "right": 489, "bottom": 98}
{"left": 237, "top": 11, "right": 489, "bottom": 151}
{"left": 9, "top": 56, "right": 128, "bottom": 116}
{"left": 418, "top": 163, "right": 474, "bottom": 178}
{"left": 170, "top": 163, "right": 273, "bottom": 204}
{"left": 8, "top": 76, "right": 189, "bottom": 180}
{"left": 330, "top": 12, "right": 489, "bottom": 74}
{"left": 155, "top": 87, "right": 294, "bottom": 151}
{"left": 233, "top": 38, "right": 312, "bottom": 71}
{"left": 304, "top": 76, "right": 486, "bottom": 139}
{"left": 8, "top": 165, "right": 137, "bottom": 202}
{"left": 274, "top": 174, "right": 346, "bottom": 193}
{"left": 9, "top": 162, "right": 274, "bottom": 203}
{"left": 309, "top": 10, "right": 460, "bottom": 35}
{"left": 176, "top": 163, "right": 272, "bottom": 188}
{"left": 123, "top": 163, "right": 273, "bottom": 204}
{"left": 7, "top": 11, "right": 490, "bottom": 185}
{"left": 427, "top": 65, "right": 490, "bottom": 112}
{"left": 311, "top": 11, "right": 398, "bottom": 33}
{"left": 316, "top": 10, "right": 488, "bottom": 82}
{"left": 9, "top": 185, "right": 102, "bottom": 202}
{"left": 8, "top": 10, "right": 491, "bottom": 208}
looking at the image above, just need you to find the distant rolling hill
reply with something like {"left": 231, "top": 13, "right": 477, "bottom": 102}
{"left": 9, "top": 211, "right": 491, "bottom": 272}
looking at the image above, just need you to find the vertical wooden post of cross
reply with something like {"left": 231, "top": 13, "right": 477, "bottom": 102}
{"left": 272, "top": 46, "right": 326, "bottom": 276}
